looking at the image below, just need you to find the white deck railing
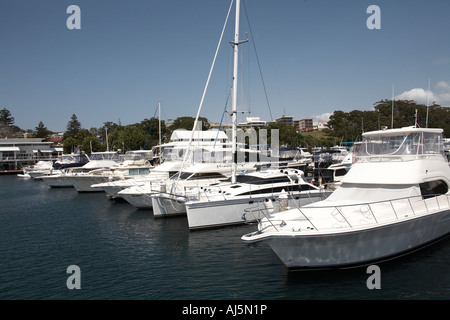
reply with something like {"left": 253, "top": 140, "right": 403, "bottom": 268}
{"left": 244, "top": 193, "right": 450, "bottom": 233}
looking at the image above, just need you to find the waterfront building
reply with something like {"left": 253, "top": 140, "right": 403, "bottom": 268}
{"left": 0, "top": 138, "right": 62, "bottom": 171}
{"left": 275, "top": 115, "right": 294, "bottom": 126}
{"left": 295, "top": 118, "right": 314, "bottom": 132}
{"left": 237, "top": 117, "right": 267, "bottom": 129}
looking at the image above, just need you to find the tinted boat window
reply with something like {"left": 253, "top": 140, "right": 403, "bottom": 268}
{"left": 419, "top": 180, "right": 448, "bottom": 199}
{"left": 225, "top": 175, "right": 291, "bottom": 185}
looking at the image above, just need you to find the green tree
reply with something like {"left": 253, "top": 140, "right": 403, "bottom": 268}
{"left": 0, "top": 108, "right": 18, "bottom": 138}
{"left": 81, "top": 136, "right": 105, "bottom": 153}
{"left": 63, "top": 137, "right": 78, "bottom": 153}
{"left": 261, "top": 122, "right": 301, "bottom": 147}
{"left": 169, "top": 116, "right": 210, "bottom": 132}
{"left": 64, "top": 114, "right": 81, "bottom": 139}
{"left": 34, "top": 121, "right": 51, "bottom": 138}
{"left": 0, "top": 108, "right": 14, "bottom": 126}
{"left": 109, "top": 125, "right": 146, "bottom": 151}
{"left": 328, "top": 100, "right": 450, "bottom": 141}
{"left": 138, "top": 117, "right": 168, "bottom": 148}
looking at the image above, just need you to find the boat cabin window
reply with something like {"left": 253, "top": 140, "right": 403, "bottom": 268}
{"left": 335, "top": 168, "right": 348, "bottom": 177}
{"left": 123, "top": 151, "right": 153, "bottom": 161}
{"left": 357, "top": 131, "right": 445, "bottom": 158}
{"left": 129, "top": 168, "right": 150, "bottom": 176}
{"left": 170, "top": 172, "right": 227, "bottom": 180}
{"left": 162, "top": 147, "right": 188, "bottom": 161}
{"left": 192, "top": 148, "right": 232, "bottom": 164}
{"left": 223, "top": 175, "right": 291, "bottom": 185}
{"left": 89, "top": 152, "right": 120, "bottom": 161}
{"left": 419, "top": 180, "right": 448, "bottom": 199}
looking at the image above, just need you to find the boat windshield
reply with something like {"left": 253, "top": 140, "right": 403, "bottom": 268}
{"left": 123, "top": 151, "right": 153, "bottom": 161}
{"left": 222, "top": 175, "right": 292, "bottom": 185}
{"left": 162, "top": 147, "right": 233, "bottom": 163}
{"left": 357, "top": 131, "right": 445, "bottom": 158}
{"left": 60, "top": 154, "right": 87, "bottom": 162}
{"left": 162, "top": 147, "right": 189, "bottom": 161}
{"left": 89, "top": 152, "right": 120, "bottom": 161}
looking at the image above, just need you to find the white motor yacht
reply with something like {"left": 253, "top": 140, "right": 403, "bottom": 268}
{"left": 90, "top": 156, "right": 187, "bottom": 199}
{"left": 69, "top": 150, "right": 154, "bottom": 192}
{"left": 119, "top": 161, "right": 251, "bottom": 210}
{"left": 52, "top": 153, "right": 89, "bottom": 170}
{"left": 150, "top": 161, "right": 257, "bottom": 216}
{"left": 21, "top": 161, "right": 54, "bottom": 179}
{"left": 41, "top": 151, "right": 121, "bottom": 189}
{"left": 242, "top": 126, "right": 450, "bottom": 269}
{"left": 89, "top": 129, "right": 219, "bottom": 198}
{"left": 184, "top": 168, "right": 330, "bottom": 230}
{"left": 117, "top": 129, "right": 236, "bottom": 206}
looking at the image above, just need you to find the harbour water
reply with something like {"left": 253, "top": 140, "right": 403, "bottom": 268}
{"left": 0, "top": 175, "right": 449, "bottom": 300}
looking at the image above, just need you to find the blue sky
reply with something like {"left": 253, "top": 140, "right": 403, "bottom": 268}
{"left": 1, "top": 0, "right": 449, "bottom": 132}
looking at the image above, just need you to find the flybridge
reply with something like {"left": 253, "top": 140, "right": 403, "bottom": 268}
{"left": 357, "top": 126, "right": 446, "bottom": 159}
{"left": 169, "top": 130, "right": 229, "bottom": 143}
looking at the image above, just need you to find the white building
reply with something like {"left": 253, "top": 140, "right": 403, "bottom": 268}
{"left": 314, "top": 120, "right": 329, "bottom": 131}
{"left": 238, "top": 117, "right": 267, "bottom": 128}
{"left": 0, "top": 138, "right": 62, "bottom": 171}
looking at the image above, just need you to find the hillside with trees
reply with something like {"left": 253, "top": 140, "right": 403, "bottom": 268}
{"left": 1, "top": 99, "right": 450, "bottom": 153}
{"left": 328, "top": 100, "right": 450, "bottom": 142}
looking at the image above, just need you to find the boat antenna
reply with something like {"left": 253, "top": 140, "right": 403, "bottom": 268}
{"left": 415, "top": 109, "right": 418, "bottom": 128}
{"left": 143, "top": 104, "right": 158, "bottom": 150}
{"left": 105, "top": 127, "right": 109, "bottom": 152}
{"left": 158, "top": 101, "right": 162, "bottom": 164}
{"left": 426, "top": 77, "right": 430, "bottom": 128}
{"left": 391, "top": 84, "right": 395, "bottom": 129}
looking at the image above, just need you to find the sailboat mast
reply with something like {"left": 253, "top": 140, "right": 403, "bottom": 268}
{"left": 158, "top": 101, "right": 162, "bottom": 164}
{"left": 105, "top": 127, "right": 109, "bottom": 152}
{"left": 391, "top": 84, "right": 395, "bottom": 129}
{"left": 231, "top": 0, "right": 241, "bottom": 184}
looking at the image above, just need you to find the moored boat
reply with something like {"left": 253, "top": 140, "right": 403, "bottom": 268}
{"left": 242, "top": 126, "right": 450, "bottom": 269}
{"left": 185, "top": 168, "right": 329, "bottom": 229}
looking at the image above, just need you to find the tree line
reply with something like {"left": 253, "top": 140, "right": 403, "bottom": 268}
{"left": 328, "top": 100, "right": 450, "bottom": 142}
{"left": 61, "top": 114, "right": 215, "bottom": 154}
{"left": 1, "top": 99, "right": 449, "bottom": 153}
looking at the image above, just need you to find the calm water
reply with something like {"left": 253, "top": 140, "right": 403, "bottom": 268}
{"left": 0, "top": 175, "right": 449, "bottom": 300}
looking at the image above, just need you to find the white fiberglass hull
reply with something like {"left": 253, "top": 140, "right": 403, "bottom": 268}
{"left": 41, "top": 175, "right": 74, "bottom": 188}
{"left": 152, "top": 195, "right": 187, "bottom": 217}
{"left": 186, "top": 193, "right": 325, "bottom": 230}
{"left": 244, "top": 209, "right": 450, "bottom": 269}
{"left": 120, "top": 192, "right": 154, "bottom": 209}
{"left": 27, "top": 170, "right": 52, "bottom": 180}
{"left": 70, "top": 176, "right": 124, "bottom": 192}
{"left": 92, "top": 180, "right": 147, "bottom": 198}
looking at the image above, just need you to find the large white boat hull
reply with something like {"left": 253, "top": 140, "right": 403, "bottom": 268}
{"left": 152, "top": 195, "right": 187, "bottom": 217}
{"left": 93, "top": 180, "right": 147, "bottom": 198}
{"left": 70, "top": 176, "right": 124, "bottom": 192}
{"left": 253, "top": 210, "right": 450, "bottom": 269}
{"left": 120, "top": 192, "right": 154, "bottom": 209}
{"left": 41, "top": 175, "right": 74, "bottom": 188}
{"left": 186, "top": 193, "right": 325, "bottom": 230}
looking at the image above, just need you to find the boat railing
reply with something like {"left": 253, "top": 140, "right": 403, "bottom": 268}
{"left": 243, "top": 205, "right": 282, "bottom": 233}
{"left": 254, "top": 193, "right": 450, "bottom": 232}
{"left": 197, "top": 177, "right": 326, "bottom": 203}
{"left": 357, "top": 153, "right": 446, "bottom": 163}
{"left": 241, "top": 186, "right": 330, "bottom": 230}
